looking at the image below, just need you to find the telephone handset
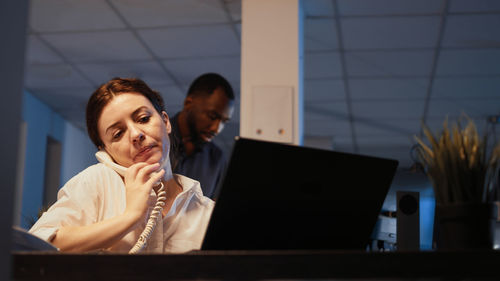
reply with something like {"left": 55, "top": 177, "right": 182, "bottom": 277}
{"left": 95, "top": 150, "right": 166, "bottom": 254}
{"left": 95, "top": 150, "right": 127, "bottom": 176}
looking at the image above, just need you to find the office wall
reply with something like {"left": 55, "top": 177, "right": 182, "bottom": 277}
{"left": 18, "top": 91, "right": 95, "bottom": 229}
{"left": 60, "top": 117, "right": 97, "bottom": 184}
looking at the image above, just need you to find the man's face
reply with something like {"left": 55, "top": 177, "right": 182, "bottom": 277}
{"left": 184, "top": 87, "right": 234, "bottom": 145}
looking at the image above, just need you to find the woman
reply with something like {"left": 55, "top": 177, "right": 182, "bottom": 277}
{"left": 30, "top": 78, "right": 214, "bottom": 253}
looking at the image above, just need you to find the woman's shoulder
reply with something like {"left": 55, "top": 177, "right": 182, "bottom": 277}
{"left": 62, "top": 163, "right": 122, "bottom": 191}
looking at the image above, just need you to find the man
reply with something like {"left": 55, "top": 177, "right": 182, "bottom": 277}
{"left": 170, "top": 73, "right": 235, "bottom": 199}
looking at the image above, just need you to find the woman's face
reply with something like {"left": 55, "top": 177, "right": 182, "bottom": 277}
{"left": 97, "top": 92, "right": 171, "bottom": 168}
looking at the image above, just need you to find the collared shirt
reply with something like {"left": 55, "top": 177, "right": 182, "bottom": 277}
{"left": 29, "top": 163, "right": 214, "bottom": 253}
{"left": 170, "top": 113, "right": 226, "bottom": 199}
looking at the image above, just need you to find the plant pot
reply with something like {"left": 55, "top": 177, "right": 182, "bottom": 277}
{"left": 435, "top": 202, "right": 497, "bottom": 250}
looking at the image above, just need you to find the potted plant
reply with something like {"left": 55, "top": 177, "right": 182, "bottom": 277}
{"left": 415, "top": 117, "right": 500, "bottom": 249}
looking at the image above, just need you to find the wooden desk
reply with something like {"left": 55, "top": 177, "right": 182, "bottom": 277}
{"left": 12, "top": 250, "right": 500, "bottom": 280}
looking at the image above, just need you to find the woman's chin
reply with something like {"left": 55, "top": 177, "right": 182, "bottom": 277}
{"left": 146, "top": 153, "right": 165, "bottom": 165}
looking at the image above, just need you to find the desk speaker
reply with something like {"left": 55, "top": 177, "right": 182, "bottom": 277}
{"left": 397, "top": 191, "right": 420, "bottom": 250}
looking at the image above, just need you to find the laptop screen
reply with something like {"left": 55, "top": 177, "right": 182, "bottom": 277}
{"left": 202, "top": 137, "right": 398, "bottom": 250}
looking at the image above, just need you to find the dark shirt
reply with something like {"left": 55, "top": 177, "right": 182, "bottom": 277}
{"left": 169, "top": 113, "right": 226, "bottom": 199}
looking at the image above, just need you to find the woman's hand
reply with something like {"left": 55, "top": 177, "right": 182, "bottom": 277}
{"left": 123, "top": 162, "right": 165, "bottom": 222}
{"left": 51, "top": 163, "right": 165, "bottom": 253}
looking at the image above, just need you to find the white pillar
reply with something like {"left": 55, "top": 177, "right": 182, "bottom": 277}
{"left": 240, "top": 0, "right": 304, "bottom": 145}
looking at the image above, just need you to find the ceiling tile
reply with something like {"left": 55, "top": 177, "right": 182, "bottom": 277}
{"left": 352, "top": 100, "right": 425, "bottom": 119}
{"left": 436, "top": 49, "right": 500, "bottom": 75}
{"left": 443, "top": 15, "right": 500, "bottom": 48}
{"left": 25, "top": 64, "right": 92, "bottom": 88}
{"left": 337, "top": 0, "right": 442, "bottom": 16}
{"left": 139, "top": 25, "right": 240, "bottom": 58}
{"left": 432, "top": 77, "right": 500, "bottom": 99}
{"left": 111, "top": 0, "right": 228, "bottom": 28}
{"left": 162, "top": 56, "right": 240, "bottom": 84}
{"left": 349, "top": 78, "right": 428, "bottom": 99}
{"left": 427, "top": 98, "right": 500, "bottom": 119}
{"left": 26, "top": 35, "right": 63, "bottom": 64}
{"left": 77, "top": 61, "right": 173, "bottom": 86}
{"left": 42, "top": 31, "right": 152, "bottom": 63}
{"left": 354, "top": 118, "right": 421, "bottom": 137}
{"left": 303, "top": 0, "right": 335, "bottom": 17}
{"left": 449, "top": 0, "right": 500, "bottom": 13}
{"left": 304, "top": 52, "right": 343, "bottom": 78}
{"left": 358, "top": 144, "right": 413, "bottom": 168}
{"left": 345, "top": 50, "right": 434, "bottom": 77}
{"left": 304, "top": 79, "right": 345, "bottom": 102}
{"left": 304, "top": 18, "right": 338, "bottom": 52}
{"left": 304, "top": 119, "right": 352, "bottom": 137}
{"left": 305, "top": 101, "right": 349, "bottom": 121}
{"left": 28, "top": 87, "right": 93, "bottom": 112}
{"left": 341, "top": 16, "right": 440, "bottom": 49}
{"left": 29, "top": 0, "right": 125, "bottom": 32}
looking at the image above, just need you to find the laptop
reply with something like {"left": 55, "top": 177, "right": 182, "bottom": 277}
{"left": 201, "top": 137, "right": 398, "bottom": 251}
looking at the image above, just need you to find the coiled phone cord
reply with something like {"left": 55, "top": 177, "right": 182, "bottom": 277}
{"left": 129, "top": 182, "right": 167, "bottom": 254}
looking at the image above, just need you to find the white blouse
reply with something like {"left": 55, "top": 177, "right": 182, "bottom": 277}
{"left": 29, "top": 163, "right": 214, "bottom": 253}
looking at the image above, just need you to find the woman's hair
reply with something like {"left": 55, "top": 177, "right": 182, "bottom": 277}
{"left": 86, "top": 77, "right": 166, "bottom": 149}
